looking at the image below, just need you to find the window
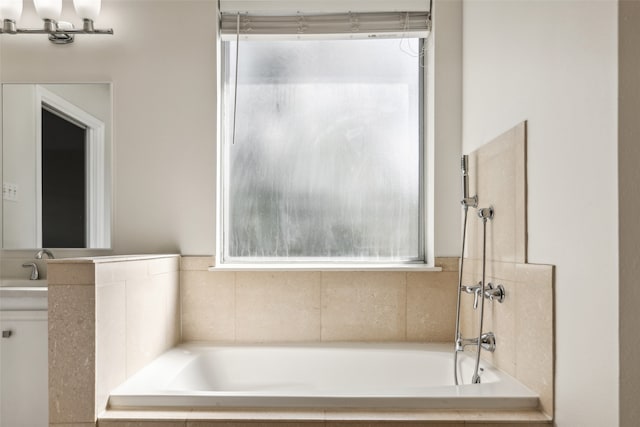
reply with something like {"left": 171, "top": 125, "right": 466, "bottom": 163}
{"left": 219, "top": 10, "right": 429, "bottom": 264}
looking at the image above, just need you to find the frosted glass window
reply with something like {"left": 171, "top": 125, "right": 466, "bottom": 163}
{"left": 222, "top": 39, "right": 423, "bottom": 262}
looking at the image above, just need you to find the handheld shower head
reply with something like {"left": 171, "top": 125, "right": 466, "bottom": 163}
{"left": 461, "top": 155, "right": 469, "bottom": 200}
{"left": 460, "top": 155, "right": 477, "bottom": 208}
{"left": 461, "top": 155, "right": 469, "bottom": 176}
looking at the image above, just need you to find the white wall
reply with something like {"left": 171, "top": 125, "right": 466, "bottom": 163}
{"left": 432, "top": 0, "right": 464, "bottom": 258}
{"left": 2, "top": 85, "right": 38, "bottom": 248}
{"left": 462, "top": 1, "right": 618, "bottom": 425}
{"left": 1, "top": 0, "right": 218, "bottom": 255}
{"left": 1, "top": 0, "right": 461, "bottom": 259}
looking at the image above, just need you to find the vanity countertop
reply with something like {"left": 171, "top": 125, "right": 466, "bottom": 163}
{"left": 0, "top": 280, "right": 48, "bottom": 311}
{"left": 47, "top": 254, "right": 180, "bottom": 264}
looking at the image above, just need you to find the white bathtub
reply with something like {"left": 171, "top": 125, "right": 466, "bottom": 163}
{"left": 108, "top": 343, "right": 538, "bottom": 410}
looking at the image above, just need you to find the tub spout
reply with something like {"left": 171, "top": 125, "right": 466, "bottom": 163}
{"left": 456, "top": 332, "right": 496, "bottom": 353}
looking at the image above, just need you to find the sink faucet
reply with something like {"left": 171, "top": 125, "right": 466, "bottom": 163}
{"left": 22, "top": 262, "right": 39, "bottom": 280}
{"left": 35, "top": 249, "right": 55, "bottom": 259}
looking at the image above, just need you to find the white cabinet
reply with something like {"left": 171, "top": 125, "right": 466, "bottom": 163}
{"left": 0, "top": 310, "right": 48, "bottom": 427}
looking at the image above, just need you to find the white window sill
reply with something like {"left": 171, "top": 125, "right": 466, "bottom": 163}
{"left": 208, "top": 263, "right": 442, "bottom": 272}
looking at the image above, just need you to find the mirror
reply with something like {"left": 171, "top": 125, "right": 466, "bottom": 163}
{"left": 2, "top": 83, "right": 111, "bottom": 249}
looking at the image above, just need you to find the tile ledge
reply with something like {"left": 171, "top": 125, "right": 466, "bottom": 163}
{"left": 99, "top": 409, "right": 549, "bottom": 422}
{"left": 209, "top": 263, "right": 442, "bottom": 272}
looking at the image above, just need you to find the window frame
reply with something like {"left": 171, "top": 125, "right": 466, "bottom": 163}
{"left": 216, "top": 37, "right": 432, "bottom": 269}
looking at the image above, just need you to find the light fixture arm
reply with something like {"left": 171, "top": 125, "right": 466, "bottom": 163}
{"left": 0, "top": 18, "right": 112, "bottom": 43}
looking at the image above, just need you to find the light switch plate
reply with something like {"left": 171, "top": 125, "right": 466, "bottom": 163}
{"left": 2, "top": 182, "right": 18, "bottom": 201}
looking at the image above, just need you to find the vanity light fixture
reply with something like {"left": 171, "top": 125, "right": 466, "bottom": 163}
{"left": 0, "top": 0, "right": 112, "bottom": 44}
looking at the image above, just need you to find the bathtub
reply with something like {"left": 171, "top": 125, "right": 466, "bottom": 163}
{"left": 108, "top": 342, "right": 538, "bottom": 410}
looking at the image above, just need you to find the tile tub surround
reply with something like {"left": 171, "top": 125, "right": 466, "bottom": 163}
{"left": 48, "top": 254, "right": 181, "bottom": 426}
{"left": 180, "top": 256, "right": 459, "bottom": 343}
{"left": 459, "top": 122, "right": 554, "bottom": 418}
{"left": 460, "top": 261, "right": 554, "bottom": 418}
{"left": 465, "top": 122, "right": 527, "bottom": 264}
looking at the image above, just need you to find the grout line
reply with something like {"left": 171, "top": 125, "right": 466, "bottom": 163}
{"left": 404, "top": 271, "right": 408, "bottom": 341}
{"left": 319, "top": 272, "right": 324, "bottom": 342}
{"left": 232, "top": 271, "right": 237, "bottom": 342}
{"left": 318, "top": 272, "right": 323, "bottom": 342}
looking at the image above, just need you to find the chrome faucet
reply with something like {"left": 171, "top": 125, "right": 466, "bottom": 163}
{"left": 455, "top": 332, "right": 496, "bottom": 353}
{"left": 35, "top": 249, "right": 55, "bottom": 259}
{"left": 462, "top": 283, "right": 483, "bottom": 309}
{"left": 484, "top": 283, "right": 506, "bottom": 303}
{"left": 22, "top": 262, "right": 39, "bottom": 280}
{"left": 462, "top": 282, "right": 506, "bottom": 308}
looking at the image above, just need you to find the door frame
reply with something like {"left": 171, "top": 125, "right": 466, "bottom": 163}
{"left": 34, "top": 85, "right": 107, "bottom": 248}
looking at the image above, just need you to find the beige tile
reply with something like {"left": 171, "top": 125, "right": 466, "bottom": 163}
{"left": 514, "top": 122, "right": 527, "bottom": 264}
{"left": 464, "top": 424, "right": 550, "bottom": 427}
{"left": 326, "top": 423, "right": 464, "bottom": 427}
{"left": 514, "top": 263, "right": 553, "bottom": 288}
{"left": 149, "top": 256, "right": 180, "bottom": 275}
{"left": 478, "top": 150, "right": 516, "bottom": 264}
{"left": 181, "top": 256, "right": 216, "bottom": 271}
{"left": 406, "top": 272, "right": 457, "bottom": 341}
{"left": 515, "top": 264, "right": 554, "bottom": 418}
{"left": 236, "top": 272, "right": 321, "bottom": 342}
{"left": 52, "top": 423, "right": 97, "bottom": 427}
{"left": 461, "top": 258, "right": 480, "bottom": 281}
{"left": 485, "top": 261, "right": 516, "bottom": 283}
{"left": 181, "top": 270, "right": 236, "bottom": 341}
{"left": 186, "top": 410, "right": 325, "bottom": 421}
{"left": 468, "top": 122, "right": 527, "bottom": 265}
{"left": 157, "top": 271, "right": 182, "bottom": 347}
{"left": 434, "top": 257, "right": 459, "bottom": 272}
{"left": 101, "top": 411, "right": 191, "bottom": 420}
{"left": 188, "top": 423, "right": 323, "bottom": 427}
{"left": 464, "top": 207, "right": 483, "bottom": 263}
{"left": 325, "top": 410, "right": 463, "bottom": 421}
{"left": 461, "top": 259, "right": 516, "bottom": 287}
{"left": 96, "top": 281, "right": 127, "bottom": 416}
{"left": 49, "top": 284, "right": 96, "bottom": 423}
{"left": 99, "top": 422, "right": 185, "bottom": 427}
{"left": 96, "top": 260, "right": 149, "bottom": 284}
{"left": 321, "top": 272, "right": 406, "bottom": 341}
{"left": 200, "top": 423, "right": 326, "bottom": 427}
{"left": 458, "top": 409, "right": 549, "bottom": 421}
{"left": 485, "top": 279, "right": 517, "bottom": 377}
{"left": 48, "top": 263, "right": 95, "bottom": 285}
{"left": 125, "top": 276, "right": 168, "bottom": 376}
{"left": 459, "top": 270, "right": 476, "bottom": 340}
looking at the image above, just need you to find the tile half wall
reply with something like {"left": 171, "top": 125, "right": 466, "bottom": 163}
{"left": 180, "top": 257, "right": 459, "bottom": 343}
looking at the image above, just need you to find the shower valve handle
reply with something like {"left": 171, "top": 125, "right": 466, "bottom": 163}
{"left": 462, "top": 283, "right": 483, "bottom": 309}
{"left": 484, "top": 283, "right": 506, "bottom": 303}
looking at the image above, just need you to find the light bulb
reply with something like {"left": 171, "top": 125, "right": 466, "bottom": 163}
{"left": 0, "top": 0, "right": 23, "bottom": 21}
{"left": 33, "top": 0, "right": 61, "bottom": 20}
{"left": 73, "top": 0, "right": 100, "bottom": 21}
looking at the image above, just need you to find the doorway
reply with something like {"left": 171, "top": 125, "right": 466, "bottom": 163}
{"left": 41, "top": 107, "right": 87, "bottom": 248}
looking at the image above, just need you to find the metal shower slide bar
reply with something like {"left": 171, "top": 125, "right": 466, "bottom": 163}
{"left": 453, "top": 155, "right": 501, "bottom": 385}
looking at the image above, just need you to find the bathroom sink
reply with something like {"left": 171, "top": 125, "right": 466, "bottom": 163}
{"left": 0, "top": 280, "right": 48, "bottom": 311}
